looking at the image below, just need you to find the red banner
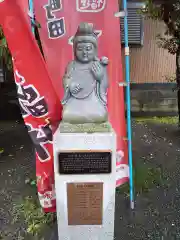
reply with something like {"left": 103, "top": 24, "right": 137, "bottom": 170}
{"left": 0, "top": 0, "right": 62, "bottom": 212}
{"left": 18, "top": 0, "right": 30, "bottom": 22}
{"left": 34, "top": 0, "right": 129, "bottom": 186}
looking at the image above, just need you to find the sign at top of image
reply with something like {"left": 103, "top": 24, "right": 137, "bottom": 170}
{"left": 76, "top": 0, "right": 106, "bottom": 12}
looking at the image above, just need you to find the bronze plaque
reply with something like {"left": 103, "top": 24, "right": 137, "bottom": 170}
{"left": 59, "top": 151, "right": 111, "bottom": 174}
{"left": 67, "top": 182, "right": 103, "bottom": 225}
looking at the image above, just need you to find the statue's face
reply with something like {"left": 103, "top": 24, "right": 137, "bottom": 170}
{"left": 76, "top": 42, "right": 95, "bottom": 63}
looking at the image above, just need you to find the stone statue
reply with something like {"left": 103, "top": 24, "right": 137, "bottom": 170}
{"left": 60, "top": 22, "right": 111, "bottom": 132}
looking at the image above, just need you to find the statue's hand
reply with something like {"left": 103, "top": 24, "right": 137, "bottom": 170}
{"left": 92, "top": 61, "right": 104, "bottom": 82}
{"left": 70, "top": 83, "right": 82, "bottom": 95}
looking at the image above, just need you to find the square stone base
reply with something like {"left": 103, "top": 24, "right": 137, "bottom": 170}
{"left": 53, "top": 129, "right": 116, "bottom": 240}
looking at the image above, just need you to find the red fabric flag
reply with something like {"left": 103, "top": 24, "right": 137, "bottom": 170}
{"left": 0, "top": 0, "right": 62, "bottom": 212}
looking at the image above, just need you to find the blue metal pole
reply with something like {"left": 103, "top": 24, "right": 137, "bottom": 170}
{"left": 29, "top": 0, "right": 35, "bottom": 34}
{"left": 122, "top": 0, "right": 134, "bottom": 209}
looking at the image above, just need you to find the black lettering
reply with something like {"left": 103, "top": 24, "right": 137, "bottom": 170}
{"left": 47, "top": 18, "right": 65, "bottom": 39}
{"left": 26, "top": 124, "right": 52, "bottom": 161}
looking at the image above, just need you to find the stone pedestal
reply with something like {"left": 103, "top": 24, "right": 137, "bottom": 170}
{"left": 53, "top": 128, "right": 116, "bottom": 240}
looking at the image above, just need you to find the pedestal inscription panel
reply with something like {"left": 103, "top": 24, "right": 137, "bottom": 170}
{"left": 67, "top": 182, "right": 103, "bottom": 225}
{"left": 58, "top": 151, "right": 111, "bottom": 174}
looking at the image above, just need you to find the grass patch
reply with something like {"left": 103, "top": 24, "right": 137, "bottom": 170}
{"left": 135, "top": 116, "right": 178, "bottom": 125}
{"left": 117, "top": 161, "right": 164, "bottom": 196}
{"left": 12, "top": 196, "right": 56, "bottom": 238}
{"left": 0, "top": 148, "right": 4, "bottom": 154}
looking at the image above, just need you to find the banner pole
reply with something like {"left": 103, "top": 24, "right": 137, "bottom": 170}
{"left": 28, "top": 0, "right": 35, "bottom": 34}
{"left": 122, "top": 0, "right": 134, "bottom": 209}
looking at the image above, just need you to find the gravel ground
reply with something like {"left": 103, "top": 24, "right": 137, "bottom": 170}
{"left": 1, "top": 120, "right": 180, "bottom": 240}
{"left": 115, "top": 121, "right": 180, "bottom": 240}
{"left": 0, "top": 121, "right": 35, "bottom": 240}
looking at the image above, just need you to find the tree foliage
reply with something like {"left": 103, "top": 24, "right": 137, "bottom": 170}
{"left": 142, "top": 0, "right": 180, "bottom": 55}
{"left": 142, "top": 0, "right": 180, "bottom": 87}
{"left": 0, "top": 26, "right": 12, "bottom": 70}
{"left": 142, "top": 0, "right": 180, "bottom": 123}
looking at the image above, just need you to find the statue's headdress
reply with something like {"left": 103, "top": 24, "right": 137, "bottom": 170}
{"left": 73, "top": 22, "right": 98, "bottom": 48}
